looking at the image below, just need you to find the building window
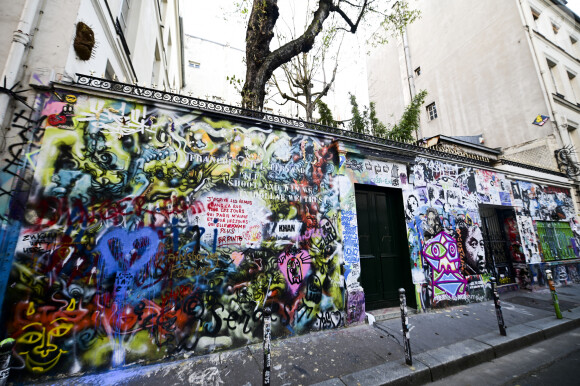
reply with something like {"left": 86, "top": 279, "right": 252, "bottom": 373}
{"left": 571, "top": 35, "right": 579, "bottom": 57}
{"left": 414, "top": 67, "right": 421, "bottom": 76}
{"left": 426, "top": 102, "right": 438, "bottom": 120}
{"left": 152, "top": 42, "right": 161, "bottom": 85}
{"left": 188, "top": 60, "right": 200, "bottom": 69}
{"left": 547, "top": 58, "right": 564, "bottom": 97}
{"left": 119, "top": 0, "right": 131, "bottom": 31}
{"left": 568, "top": 71, "right": 580, "bottom": 104}
{"left": 531, "top": 7, "right": 540, "bottom": 27}
{"left": 105, "top": 60, "right": 115, "bottom": 81}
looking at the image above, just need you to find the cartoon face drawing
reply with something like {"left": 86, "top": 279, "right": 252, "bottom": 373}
{"left": 17, "top": 318, "right": 73, "bottom": 373}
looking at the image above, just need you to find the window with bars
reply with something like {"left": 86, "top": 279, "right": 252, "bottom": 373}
{"left": 535, "top": 221, "right": 576, "bottom": 260}
{"left": 426, "top": 102, "right": 438, "bottom": 120}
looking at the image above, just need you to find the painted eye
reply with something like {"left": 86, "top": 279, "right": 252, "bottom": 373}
{"left": 18, "top": 332, "right": 42, "bottom": 345}
{"left": 426, "top": 242, "right": 447, "bottom": 258}
{"left": 50, "top": 324, "right": 73, "bottom": 338}
{"left": 447, "top": 243, "right": 457, "bottom": 257}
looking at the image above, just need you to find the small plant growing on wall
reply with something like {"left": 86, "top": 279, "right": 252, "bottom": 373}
{"left": 73, "top": 22, "right": 96, "bottom": 61}
{"left": 347, "top": 90, "right": 428, "bottom": 142}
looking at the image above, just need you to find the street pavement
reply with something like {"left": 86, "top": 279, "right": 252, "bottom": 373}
{"left": 28, "top": 284, "right": 580, "bottom": 386}
{"left": 428, "top": 326, "right": 580, "bottom": 386}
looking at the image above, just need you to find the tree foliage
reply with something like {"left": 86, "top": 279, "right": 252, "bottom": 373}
{"left": 316, "top": 100, "right": 337, "bottom": 127}
{"left": 347, "top": 90, "right": 428, "bottom": 142}
{"left": 368, "top": 101, "right": 386, "bottom": 138}
{"left": 240, "top": 0, "right": 420, "bottom": 111}
{"left": 386, "top": 90, "right": 428, "bottom": 142}
{"left": 348, "top": 93, "right": 366, "bottom": 134}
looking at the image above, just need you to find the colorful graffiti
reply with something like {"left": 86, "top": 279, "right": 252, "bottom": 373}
{"left": 1, "top": 90, "right": 343, "bottom": 380}
{"left": 404, "top": 158, "right": 493, "bottom": 307}
{"left": 423, "top": 231, "right": 467, "bottom": 302}
{"left": 2, "top": 87, "right": 579, "bottom": 381}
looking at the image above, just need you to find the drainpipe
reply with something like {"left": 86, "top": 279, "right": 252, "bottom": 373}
{"left": 402, "top": 25, "right": 422, "bottom": 140}
{"left": 0, "top": 0, "right": 43, "bottom": 129}
{"left": 403, "top": 27, "right": 416, "bottom": 101}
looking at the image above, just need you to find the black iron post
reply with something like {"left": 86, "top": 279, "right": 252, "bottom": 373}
{"left": 263, "top": 307, "right": 272, "bottom": 385}
{"left": 399, "top": 288, "right": 413, "bottom": 366}
{"left": 490, "top": 277, "right": 507, "bottom": 336}
{"left": 545, "top": 269, "right": 563, "bottom": 319}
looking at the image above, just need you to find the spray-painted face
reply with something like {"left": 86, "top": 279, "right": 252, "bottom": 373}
{"left": 287, "top": 256, "right": 302, "bottom": 285}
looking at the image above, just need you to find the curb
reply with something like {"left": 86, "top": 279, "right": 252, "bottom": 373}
{"left": 313, "top": 306, "right": 580, "bottom": 386}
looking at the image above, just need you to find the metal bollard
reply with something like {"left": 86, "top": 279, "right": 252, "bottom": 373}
{"left": 399, "top": 288, "right": 412, "bottom": 366}
{"left": 545, "top": 270, "right": 563, "bottom": 319}
{"left": 262, "top": 307, "right": 272, "bottom": 386}
{"left": 490, "top": 277, "right": 507, "bottom": 336}
{"left": 0, "top": 338, "right": 14, "bottom": 386}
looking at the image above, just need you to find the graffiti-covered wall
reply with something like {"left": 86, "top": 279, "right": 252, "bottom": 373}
{"left": 1, "top": 89, "right": 344, "bottom": 380}
{"left": 401, "top": 158, "right": 496, "bottom": 309}
{"left": 2, "top": 84, "right": 580, "bottom": 382}
{"left": 511, "top": 180, "right": 579, "bottom": 287}
{"left": 402, "top": 157, "right": 579, "bottom": 309}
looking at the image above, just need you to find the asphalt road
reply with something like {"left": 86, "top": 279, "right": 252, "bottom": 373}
{"left": 430, "top": 326, "right": 580, "bottom": 386}
{"left": 506, "top": 349, "right": 580, "bottom": 386}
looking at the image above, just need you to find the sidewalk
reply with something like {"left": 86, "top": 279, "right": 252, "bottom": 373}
{"left": 32, "top": 285, "right": 580, "bottom": 386}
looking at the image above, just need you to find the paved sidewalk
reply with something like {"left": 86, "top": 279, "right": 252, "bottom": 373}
{"left": 28, "top": 284, "right": 580, "bottom": 386}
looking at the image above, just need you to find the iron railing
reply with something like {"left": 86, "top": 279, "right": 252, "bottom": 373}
{"left": 74, "top": 74, "right": 496, "bottom": 168}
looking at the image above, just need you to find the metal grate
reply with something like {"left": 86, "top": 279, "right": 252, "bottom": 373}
{"left": 480, "top": 207, "right": 514, "bottom": 284}
{"left": 536, "top": 221, "right": 576, "bottom": 260}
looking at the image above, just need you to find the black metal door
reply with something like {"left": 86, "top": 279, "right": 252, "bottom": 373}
{"left": 355, "top": 184, "right": 415, "bottom": 310}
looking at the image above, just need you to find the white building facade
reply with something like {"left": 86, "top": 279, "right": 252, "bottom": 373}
{"left": 0, "top": 0, "right": 184, "bottom": 129}
{"left": 367, "top": 0, "right": 580, "bottom": 173}
{"left": 0, "top": 0, "right": 183, "bottom": 224}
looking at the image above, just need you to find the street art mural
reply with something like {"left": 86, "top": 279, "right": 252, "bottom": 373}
{"left": 405, "top": 158, "right": 578, "bottom": 308}
{"left": 1, "top": 89, "right": 343, "bottom": 380}
{"left": 513, "top": 182, "right": 576, "bottom": 267}
{"left": 422, "top": 231, "right": 467, "bottom": 303}
{"left": 404, "top": 158, "right": 494, "bottom": 309}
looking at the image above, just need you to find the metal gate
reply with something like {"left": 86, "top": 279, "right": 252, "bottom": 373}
{"left": 480, "top": 206, "right": 515, "bottom": 285}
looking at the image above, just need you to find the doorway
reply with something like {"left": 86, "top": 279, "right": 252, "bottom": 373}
{"left": 480, "top": 206, "right": 523, "bottom": 285}
{"left": 355, "top": 184, "right": 415, "bottom": 310}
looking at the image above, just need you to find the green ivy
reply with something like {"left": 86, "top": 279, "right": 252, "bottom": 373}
{"left": 348, "top": 93, "right": 366, "bottom": 134}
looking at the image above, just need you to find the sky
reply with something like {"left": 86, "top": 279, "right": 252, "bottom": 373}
{"left": 179, "top": 0, "right": 370, "bottom": 121}
{"left": 179, "top": 0, "right": 580, "bottom": 120}
{"left": 568, "top": 0, "right": 580, "bottom": 15}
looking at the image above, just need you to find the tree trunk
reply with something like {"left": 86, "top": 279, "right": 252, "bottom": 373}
{"left": 242, "top": 0, "right": 333, "bottom": 111}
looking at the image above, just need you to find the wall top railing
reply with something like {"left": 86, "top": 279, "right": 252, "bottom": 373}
{"left": 71, "top": 74, "right": 565, "bottom": 177}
